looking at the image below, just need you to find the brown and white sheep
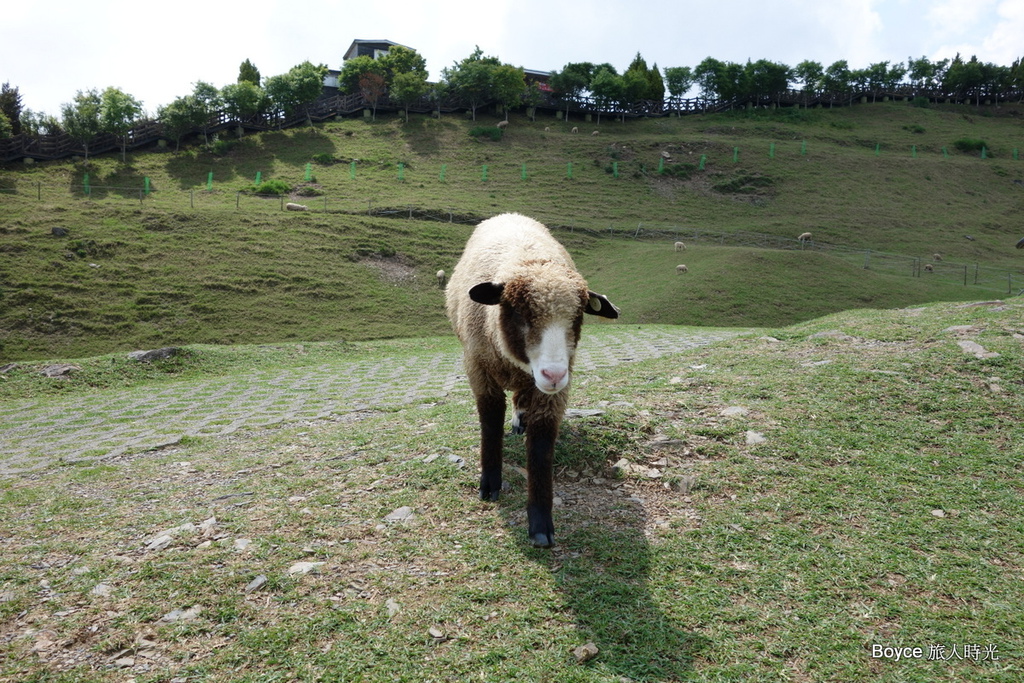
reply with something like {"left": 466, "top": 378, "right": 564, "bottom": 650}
{"left": 446, "top": 213, "right": 619, "bottom": 547}
{"left": 676, "top": 264, "right": 688, "bottom": 274}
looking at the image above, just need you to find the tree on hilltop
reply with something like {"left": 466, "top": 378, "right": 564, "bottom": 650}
{"left": 61, "top": 89, "right": 102, "bottom": 160}
{"left": 99, "top": 86, "right": 143, "bottom": 162}
{"left": 238, "top": 59, "right": 261, "bottom": 86}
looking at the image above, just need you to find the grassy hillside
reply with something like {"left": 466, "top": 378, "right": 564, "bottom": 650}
{"left": 2, "top": 102, "right": 1023, "bottom": 361}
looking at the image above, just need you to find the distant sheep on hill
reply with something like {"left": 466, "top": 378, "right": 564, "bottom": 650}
{"left": 496, "top": 120, "right": 508, "bottom": 129}
{"left": 924, "top": 264, "right": 934, "bottom": 272}
{"left": 436, "top": 269, "right": 446, "bottom": 286}
{"left": 933, "top": 253, "right": 942, "bottom": 261}
{"left": 285, "top": 203, "right": 307, "bottom": 211}
{"left": 674, "top": 241, "right": 686, "bottom": 252}
{"left": 797, "top": 232, "right": 812, "bottom": 242}
{"left": 591, "top": 130, "right": 600, "bottom": 136}
{"left": 571, "top": 126, "right": 579, "bottom": 134}
{"left": 676, "top": 264, "right": 688, "bottom": 274}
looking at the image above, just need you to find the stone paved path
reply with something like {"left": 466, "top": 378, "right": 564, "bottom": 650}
{"left": 0, "top": 327, "right": 746, "bottom": 475}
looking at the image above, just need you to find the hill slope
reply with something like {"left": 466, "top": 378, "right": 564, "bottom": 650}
{"left": 1, "top": 102, "right": 1023, "bottom": 361}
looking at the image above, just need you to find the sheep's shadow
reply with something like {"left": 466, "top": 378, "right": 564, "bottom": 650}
{"left": 498, "top": 421, "right": 708, "bottom": 681}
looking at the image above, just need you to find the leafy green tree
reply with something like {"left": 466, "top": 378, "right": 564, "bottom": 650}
{"left": 821, "top": 60, "right": 851, "bottom": 106}
{"left": 794, "top": 60, "right": 824, "bottom": 104}
{"left": 694, "top": 57, "right": 725, "bottom": 104}
{"left": 0, "top": 82, "right": 23, "bottom": 135}
{"left": 491, "top": 64, "right": 525, "bottom": 120}
{"left": 238, "top": 59, "right": 261, "bottom": 86}
{"left": 0, "top": 111, "right": 11, "bottom": 139}
{"left": 191, "top": 81, "right": 223, "bottom": 146}
{"left": 390, "top": 71, "right": 429, "bottom": 122}
{"left": 647, "top": 63, "right": 665, "bottom": 102}
{"left": 338, "top": 56, "right": 385, "bottom": 94}
{"left": 745, "top": 59, "right": 791, "bottom": 104}
{"left": 221, "top": 81, "right": 267, "bottom": 123}
{"left": 377, "top": 45, "right": 428, "bottom": 84}
{"left": 61, "top": 89, "right": 102, "bottom": 160}
{"left": 99, "top": 86, "right": 143, "bottom": 161}
{"left": 442, "top": 46, "right": 501, "bottom": 121}
{"left": 158, "top": 95, "right": 203, "bottom": 151}
{"left": 590, "top": 65, "right": 622, "bottom": 124}
{"left": 265, "top": 61, "right": 327, "bottom": 127}
{"left": 624, "top": 53, "right": 662, "bottom": 101}
{"left": 19, "top": 109, "right": 62, "bottom": 136}
{"left": 549, "top": 62, "right": 594, "bottom": 119}
{"left": 663, "top": 66, "right": 694, "bottom": 99}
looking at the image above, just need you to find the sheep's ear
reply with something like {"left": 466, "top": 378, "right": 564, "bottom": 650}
{"left": 585, "top": 291, "right": 620, "bottom": 319}
{"left": 469, "top": 282, "right": 505, "bottom": 305}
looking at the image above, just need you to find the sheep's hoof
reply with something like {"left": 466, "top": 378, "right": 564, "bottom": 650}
{"left": 530, "top": 532, "right": 555, "bottom": 548}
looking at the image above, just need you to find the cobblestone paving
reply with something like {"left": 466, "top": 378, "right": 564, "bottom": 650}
{"left": 0, "top": 327, "right": 746, "bottom": 475}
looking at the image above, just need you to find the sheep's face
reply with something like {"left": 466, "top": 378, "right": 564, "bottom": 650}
{"left": 469, "top": 265, "right": 588, "bottom": 395}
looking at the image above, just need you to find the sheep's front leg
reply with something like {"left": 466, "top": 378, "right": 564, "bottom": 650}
{"left": 476, "top": 392, "right": 506, "bottom": 502}
{"left": 524, "top": 417, "right": 559, "bottom": 548}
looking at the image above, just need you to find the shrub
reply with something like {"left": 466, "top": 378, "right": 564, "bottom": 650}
{"left": 469, "top": 126, "right": 503, "bottom": 142}
{"left": 953, "top": 137, "right": 988, "bottom": 154}
{"left": 912, "top": 96, "right": 930, "bottom": 108}
{"left": 903, "top": 124, "right": 926, "bottom": 134}
{"left": 312, "top": 153, "right": 337, "bottom": 165}
{"left": 210, "top": 136, "right": 238, "bottom": 156}
{"left": 253, "top": 179, "right": 291, "bottom": 196}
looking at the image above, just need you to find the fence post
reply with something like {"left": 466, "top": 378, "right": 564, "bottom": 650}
{"left": 236, "top": 192, "right": 240, "bottom": 209}
{"left": 144, "top": 177, "right": 150, "bottom": 196}
{"left": 84, "top": 173, "right": 90, "bottom": 196}
{"left": 207, "top": 172, "right": 213, "bottom": 191}
{"left": 37, "top": 182, "right": 41, "bottom": 201}
{"left": 190, "top": 190, "right": 194, "bottom": 208}
{"left": 863, "top": 250, "right": 871, "bottom": 269}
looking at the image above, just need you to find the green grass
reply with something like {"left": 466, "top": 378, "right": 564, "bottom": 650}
{"left": 1, "top": 102, "right": 1023, "bottom": 362}
{"left": 0, "top": 300, "right": 1020, "bottom": 681}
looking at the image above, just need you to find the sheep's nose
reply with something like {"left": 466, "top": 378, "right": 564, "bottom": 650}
{"left": 541, "top": 368, "right": 566, "bottom": 386}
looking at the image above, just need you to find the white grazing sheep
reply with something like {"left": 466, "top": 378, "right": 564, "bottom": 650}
{"left": 496, "top": 120, "right": 509, "bottom": 129}
{"left": 676, "top": 264, "right": 688, "bottom": 274}
{"left": 544, "top": 126, "right": 551, "bottom": 132}
{"left": 285, "top": 202, "right": 308, "bottom": 211}
{"left": 674, "top": 241, "right": 686, "bottom": 252}
{"left": 591, "top": 130, "right": 600, "bottom": 136}
{"left": 797, "top": 232, "right": 812, "bottom": 242}
{"left": 436, "top": 269, "right": 446, "bottom": 286}
{"left": 924, "top": 264, "right": 934, "bottom": 272}
{"left": 445, "top": 213, "right": 619, "bottom": 548}
{"left": 933, "top": 253, "right": 942, "bottom": 261}
{"left": 571, "top": 126, "right": 579, "bottom": 134}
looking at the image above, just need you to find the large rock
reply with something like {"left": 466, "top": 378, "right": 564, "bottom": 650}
{"left": 128, "top": 347, "right": 180, "bottom": 362}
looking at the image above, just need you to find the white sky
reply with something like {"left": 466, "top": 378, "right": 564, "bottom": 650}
{"left": 3, "top": 0, "right": 1022, "bottom": 117}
